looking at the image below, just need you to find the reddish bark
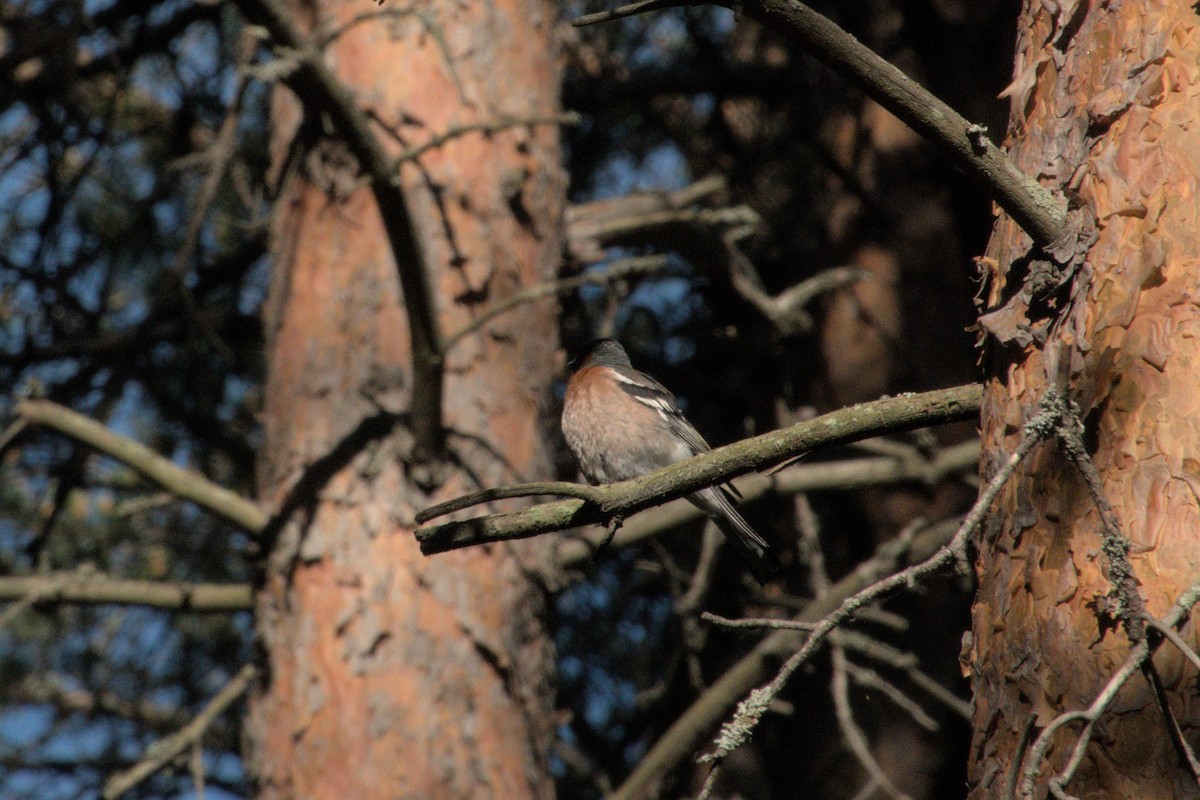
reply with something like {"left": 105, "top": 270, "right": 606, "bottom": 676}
{"left": 246, "top": 2, "right": 566, "bottom": 797}
{"left": 969, "top": 1, "right": 1200, "bottom": 796}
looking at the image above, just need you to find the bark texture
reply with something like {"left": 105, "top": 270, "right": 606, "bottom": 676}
{"left": 969, "top": 1, "right": 1200, "bottom": 797}
{"left": 246, "top": 1, "right": 566, "bottom": 797}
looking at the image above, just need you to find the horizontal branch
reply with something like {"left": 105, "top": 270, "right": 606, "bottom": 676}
{"left": 16, "top": 399, "right": 267, "bottom": 533}
{"left": 0, "top": 573, "right": 252, "bottom": 613}
{"left": 565, "top": 174, "right": 731, "bottom": 263}
{"left": 574, "top": 0, "right": 1066, "bottom": 248}
{"left": 554, "top": 438, "right": 980, "bottom": 567}
{"left": 416, "top": 383, "right": 981, "bottom": 554}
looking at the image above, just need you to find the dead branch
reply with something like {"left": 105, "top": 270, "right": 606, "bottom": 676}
{"left": 694, "top": 393, "right": 1056, "bottom": 782}
{"left": 609, "top": 516, "right": 962, "bottom": 800}
{"left": 1016, "top": 579, "right": 1200, "bottom": 799}
{"left": 416, "top": 384, "right": 982, "bottom": 555}
{"left": 831, "top": 644, "right": 914, "bottom": 800}
{"left": 445, "top": 254, "right": 672, "bottom": 351}
{"left": 565, "top": 174, "right": 734, "bottom": 262}
{"left": 395, "top": 112, "right": 581, "bottom": 164}
{"left": 573, "top": 0, "right": 1067, "bottom": 248}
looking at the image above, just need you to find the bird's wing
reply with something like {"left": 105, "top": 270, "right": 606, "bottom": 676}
{"left": 609, "top": 366, "right": 712, "bottom": 456}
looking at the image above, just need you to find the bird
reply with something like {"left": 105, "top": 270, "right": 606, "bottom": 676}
{"left": 561, "top": 338, "right": 781, "bottom": 584}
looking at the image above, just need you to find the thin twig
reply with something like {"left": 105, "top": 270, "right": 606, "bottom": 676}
{"left": 833, "top": 629, "right": 970, "bottom": 721}
{"left": 168, "top": 32, "right": 257, "bottom": 362}
{"left": 102, "top": 665, "right": 258, "bottom": 799}
{"left": 842, "top": 658, "right": 939, "bottom": 733}
{"left": 831, "top": 645, "right": 914, "bottom": 799}
{"left": 676, "top": 522, "right": 724, "bottom": 616}
{"left": 1044, "top": 395, "right": 1200, "bottom": 787}
{"left": 1018, "top": 580, "right": 1200, "bottom": 798}
{"left": 1145, "top": 618, "right": 1200, "bottom": 674}
{"left": 395, "top": 112, "right": 580, "bottom": 164}
{"left": 702, "top": 612, "right": 817, "bottom": 631}
{"left": 609, "top": 517, "right": 964, "bottom": 800}
{"left": 415, "top": 481, "right": 603, "bottom": 523}
{"left": 445, "top": 254, "right": 671, "bottom": 351}
{"left": 698, "top": 395, "right": 1055, "bottom": 768}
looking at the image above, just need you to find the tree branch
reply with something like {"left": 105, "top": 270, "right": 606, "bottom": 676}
{"left": 0, "top": 573, "right": 252, "bottom": 613}
{"left": 15, "top": 399, "right": 267, "bottom": 532}
{"left": 416, "top": 383, "right": 982, "bottom": 554}
{"left": 102, "top": 664, "right": 258, "bottom": 800}
{"left": 1016, "top": 579, "right": 1200, "bottom": 799}
{"left": 574, "top": 0, "right": 1067, "bottom": 248}
{"left": 233, "top": 0, "right": 446, "bottom": 460}
{"left": 549, "top": 438, "right": 974, "bottom": 568}
{"left": 610, "top": 517, "right": 962, "bottom": 800}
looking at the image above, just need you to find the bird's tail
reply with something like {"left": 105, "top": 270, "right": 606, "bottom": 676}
{"left": 689, "top": 488, "right": 781, "bottom": 585}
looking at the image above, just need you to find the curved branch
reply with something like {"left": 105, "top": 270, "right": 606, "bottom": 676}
{"left": 574, "top": 0, "right": 1067, "bottom": 247}
{"left": 16, "top": 399, "right": 267, "bottom": 533}
{"left": 416, "top": 383, "right": 981, "bottom": 554}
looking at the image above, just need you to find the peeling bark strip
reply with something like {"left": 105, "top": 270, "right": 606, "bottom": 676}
{"left": 969, "top": 1, "right": 1200, "bottom": 797}
{"left": 246, "top": 1, "right": 566, "bottom": 797}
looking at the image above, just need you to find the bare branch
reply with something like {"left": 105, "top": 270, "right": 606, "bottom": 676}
{"left": 565, "top": 174, "right": 735, "bottom": 263}
{"left": 415, "top": 481, "right": 603, "bottom": 523}
{"left": 395, "top": 112, "right": 580, "bottom": 164}
{"left": 574, "top": 0, "right": 1067, "bottom": 248}
{"left": 15, "top": 399, "right": 267, "bottom": 532}
{"left": 1017, "top": 579, "right": 1200, "bottom": 798}
{"left": 831, "top": 645, "right": 914, "bottom": 800}
{"left": 573, "top": 0, "right": 686, "bottom": 26}
{"left": 696, "top": 394, "right": 1056, "bottom": 775}
{"left": 609, "top": 516, "right": 962, "bottom": 800}
{"left": 555, "top": 438, "right": 979, "bottom": 567}
{"left": 102, "top": 664, "right": 257, "bottom": 799}
{"left": 702, "top": 612, "right": 818, "bottom": 632}
{"left": 1145, "top": 618, "right": 1200, "bottom": 674}
{"left": 842, "top": 658, "right": 939, "bottom": 732}
{"left": 416, "top": 384, "right": 982, "bottom": 555}
{"left": 0, "top": 573, "right": 252, "bottom": 613}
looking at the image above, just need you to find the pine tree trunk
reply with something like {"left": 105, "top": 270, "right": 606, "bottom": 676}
{"left": 969, "top": 1, "right": 1200, "bottom": 796}
{"left": 246, "top": 2, "right": 566, "bottom": 797}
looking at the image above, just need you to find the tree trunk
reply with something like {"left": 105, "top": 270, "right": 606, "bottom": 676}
{"left": 246, "top": 2, "right": 566, "bottom": 797}
{"left": 969, "top": 0, "right": 1200, "bottom": 796}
